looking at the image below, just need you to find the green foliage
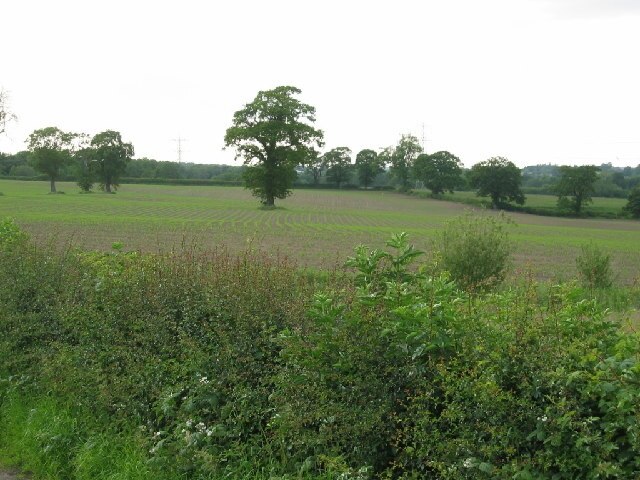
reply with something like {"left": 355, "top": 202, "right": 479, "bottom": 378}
{"left": 0, "top": 225, "right": 315, "bottom": 478}
{"left": 624, "top": 185, "right": 640, "bottom": 218}
{"left": 0, "top": 392, "right": 161, "bottom": 480}
{"left": 224, "top": 86, "right": 324, "bottom": 206}
{"left": 576, "top": 242, "right": 613, "bottom": 289}
{"left": 8, "top": 164, "right": 36, "bottom": 177}
{"left": 304, "top": 149, "right": 324, "bottom": 185}
{"left": 242, "top": 162, "right": 298, "bottom": 206}
{"left": 91, "top": 130, "right": 134, "bottom": 193}
{"left": 1, "top": 222, "right": 640, "bottom": 479}
{"left": 322, "top": 147, "right": 353, "bottom": 188}
{"left": 123, "top": 158, "right": 245, "bottom": 183}
{"left": 0, "top": 217, "right": 28, "bottom": 251}
{"left": 390, "top": 134, "right": 422, "bottom": 191}
{"left": 276, "top": 235, "right": 640, "bottom": 478}
{"left": 413, "top": 150, "right": 463, "bottom": 195}
{"left": 438, "top": 212, "right": 513, "bottom": 291}
{"left": 26, "top": 126, "right": 77, "bottom": 192}
{"left": 556, "top": 165, "right": 601, "bottom": 214}
{"left": 469, "top": 156, "right": 525, "bottom": 208}
{"left": 355, "top": 149, "right": 384, "bottom": 189}
{"left": 75, "top": 144, "right": 96, "bottom": 192}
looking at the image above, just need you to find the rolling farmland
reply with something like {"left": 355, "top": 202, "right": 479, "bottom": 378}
{"left": 1, "top": 179, "right": 639, "bottom": 282}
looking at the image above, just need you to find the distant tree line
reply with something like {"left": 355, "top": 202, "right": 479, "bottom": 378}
{"left": 2, "top": 85, "right": 639, "bottom": 217}
{"left": 522, "top": 162, "right": 640, "bottom": 198}
{"left": 0, "top": 150, "right": 246, "bottom": 186}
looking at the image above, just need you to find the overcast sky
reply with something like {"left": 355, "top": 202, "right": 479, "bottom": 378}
{"left": 1, "top": 0, "right": 639, "bottom": 167}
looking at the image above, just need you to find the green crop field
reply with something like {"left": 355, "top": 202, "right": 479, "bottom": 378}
{"left": 1, "top": 179, "right": 639, "bottom": 282}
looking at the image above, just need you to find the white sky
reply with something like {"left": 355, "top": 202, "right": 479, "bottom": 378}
{"left": 1, "top": 0, "right": 639, "bottom": 168}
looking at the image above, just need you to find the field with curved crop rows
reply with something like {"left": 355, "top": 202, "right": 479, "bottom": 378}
{"left": 1, "top": 179, "right": 639, "bottom": 282}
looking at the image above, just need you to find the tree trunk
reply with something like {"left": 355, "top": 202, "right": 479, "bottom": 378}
{"left": 50, "top": 178, "right": 56, "bottom": 193}
{"left": 264, "top": 195, "right": 275, "bottom": 207}
{"left": 105, "top": 182, "right": 112, "bottom": 193}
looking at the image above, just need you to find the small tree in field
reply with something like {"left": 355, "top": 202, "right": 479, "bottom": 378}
{"left": 555, "top": 165, "right": 600, "bottom": 215}
{"left": 438, "top": 212, "right": 513, "bottom": 291}
{"left": 75, "top": 152, "right": 95, "bottom": 193}
{"left": 91, "top": 130, "right": 134, "bottom": 193}
{"left": 27, "top": 127, "right": 76, "bottom": 193}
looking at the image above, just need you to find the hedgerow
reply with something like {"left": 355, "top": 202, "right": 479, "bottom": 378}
{"left": 0, "top": 219, "right": 639, "bottom": 479}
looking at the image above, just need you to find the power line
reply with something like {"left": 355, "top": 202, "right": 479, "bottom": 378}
{"left": 172, "top": 136, "right": 187, "bottom": 163}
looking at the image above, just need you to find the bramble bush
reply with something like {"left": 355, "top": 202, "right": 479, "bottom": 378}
{"left": 0, "top": 220, "right": 639, "bottom": 479}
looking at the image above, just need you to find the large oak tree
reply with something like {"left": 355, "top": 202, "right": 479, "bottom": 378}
{"left": 469, "top": 156, "right": 525, "bottom": 208}
{"left": 413, "top": 151, "right": 463, "bottom": 195}
{"left": 224, "top": 86, "right": 324, "bottom": 207}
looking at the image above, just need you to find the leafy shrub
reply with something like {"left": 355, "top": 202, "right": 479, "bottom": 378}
{"left": 438, "top": 212, "right": 513, "bottom": 291}
{"left": 576, "top": 242, "right": 613, "bottom": 289}
{"left": 0, "top": 217, "right": 28, "bottom": 250}
{"left": 77, "top": 174, "right": 94, "bottom": 193}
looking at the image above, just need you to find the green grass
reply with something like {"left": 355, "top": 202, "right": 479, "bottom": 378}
{"left": 1, "top": 179, "right": 639, "bottom": 283}
{"left": 0, "top": 392, "right": 163, "bottom": 480}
